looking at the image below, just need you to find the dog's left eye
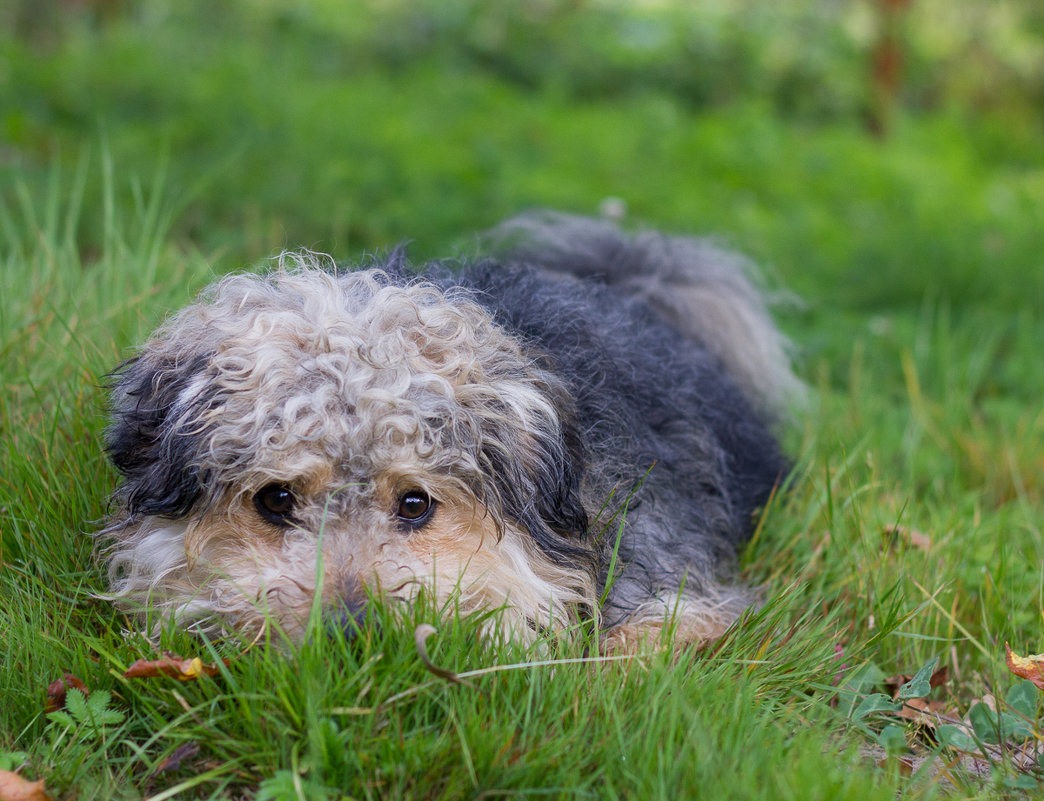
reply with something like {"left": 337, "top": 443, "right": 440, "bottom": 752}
{"left": 254, "top": 484, "right": 296, "bottom": 525}
{"left": 396, "top": 490, "right": 434, "bottom": 527}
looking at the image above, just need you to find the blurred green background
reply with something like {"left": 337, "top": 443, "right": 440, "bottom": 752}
{"left": 2, "top": 0, "right": 1042, "bottom": 311}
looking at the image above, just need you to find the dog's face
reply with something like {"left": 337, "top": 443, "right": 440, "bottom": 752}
{"left": 102, "top": 263, "right": 594, "bottom": 642}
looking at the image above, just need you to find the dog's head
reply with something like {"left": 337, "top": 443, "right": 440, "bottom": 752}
{"left": 101, "top": 257, "right": 594, "bottom": 641}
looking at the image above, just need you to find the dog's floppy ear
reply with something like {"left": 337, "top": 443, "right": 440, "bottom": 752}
{"left": 476, "top": 380, "right": 591, "bottom": 565}
{"left": 106, "top": 351, "right": 213, "bottom": 518}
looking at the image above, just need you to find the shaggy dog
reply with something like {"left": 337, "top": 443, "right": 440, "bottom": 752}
{"left": 100, "top": 213, "right": 796, "bottom": 649}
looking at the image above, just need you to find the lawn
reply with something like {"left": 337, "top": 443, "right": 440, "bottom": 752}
{"left": 1, "top": 1, "right": 1043, "bottom": 798}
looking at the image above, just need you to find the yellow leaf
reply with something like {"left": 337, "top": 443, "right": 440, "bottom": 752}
{"left": 1005, "top": 643, "right": 1044, "bottom": 690}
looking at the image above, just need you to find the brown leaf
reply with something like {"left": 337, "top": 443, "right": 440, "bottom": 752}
{"left": 1005, "top": 643, "right": 1044, "bottom": 690}
{"left": 152, "top": 742, "right": 200, "bottom": 776}
{"left": 875, "top": 755, "right": 914, "bottom": 776}
{"left": 0, "top": 770, "right": 50, "bottom": 801}
{"left": 44, "top": 674, "right": 88, "bottom": 713}
{"left": 144, "top": 742, "right": 200, "bottom": 795}
{"left": 929, "top": 665, "right": 949, "bottom": 690}
{"left": 896, "top": 697, "right": 952, "bottom": 728}
{"left": 123, "top": 655, "right": 227, "bottom": 682}
{"left": 882, "top": 524, "right": 931, "bottom": 551}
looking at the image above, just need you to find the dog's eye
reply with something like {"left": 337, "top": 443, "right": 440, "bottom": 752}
{"left": 254, "top": 484, "right": 296, "bottom": 525}
{"left": 396, "top": 490, "right": 434, "bottom": 527}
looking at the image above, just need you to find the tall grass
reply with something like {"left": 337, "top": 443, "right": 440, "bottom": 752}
{"left": 3, "top": 149, "right": 1041, "bottom": 799}
{"left": 2, "top": 1, "right": 1043, "bottom": 798}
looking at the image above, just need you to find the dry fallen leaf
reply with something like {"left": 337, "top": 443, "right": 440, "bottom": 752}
{"left": 144, "top": 742, "right": 201, "bottom": 795}
{"left": 875, "top": 754, "right": 914, "bottom": 776}
{"left": 151, "top": 742, "right": 200, "bottom": 777}
{"left": 124, "top": 655, "right": 227, "bottom": 681}
{"left": 1005, "top": 643, "right": 1044, "bottom": 690}
{"left": 896, "top": 697, "right": 953, "bottom": 727}
{"left": 882, "top": 524, "right": 932, "bottom": 552}
{"left": 0, "top": 770, "right": 50, "bottom": 801}
{"left": 44, "top": 674, "right": 88, "bottom": 713}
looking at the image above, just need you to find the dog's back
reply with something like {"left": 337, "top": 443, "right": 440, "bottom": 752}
{"left": 487, "top": 211, "right": 801, "bottom": 417}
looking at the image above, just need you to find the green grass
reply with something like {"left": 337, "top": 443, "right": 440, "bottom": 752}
{"left": 2, "top": 1, "right": 1044, "bottom": 798}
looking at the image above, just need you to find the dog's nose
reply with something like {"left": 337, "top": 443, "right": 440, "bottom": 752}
{"left": 329, "top": 581, "right": 375, "bottom": 641}
{"left": 332, "top": 605, "right": 371, "bottom": 640}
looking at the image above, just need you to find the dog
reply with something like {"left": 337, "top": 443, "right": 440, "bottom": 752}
{"left": 100, "top": 213, "right": 797, "bottom": 650}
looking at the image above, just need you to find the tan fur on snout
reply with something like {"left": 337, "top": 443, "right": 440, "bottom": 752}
{"left": 105, "top": 478, "right": 596, "bottom": 643}
{"left": 405, "top": 501, "right": 596, "bottom": 640}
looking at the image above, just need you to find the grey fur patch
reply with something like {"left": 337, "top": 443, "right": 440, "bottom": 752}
{"left": 487, "top": 210, "right": 804, "bottom": 416}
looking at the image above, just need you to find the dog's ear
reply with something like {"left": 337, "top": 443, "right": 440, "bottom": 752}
{"left": 476, "top": 381, "right": 591, "bottom": 564}
{"left": 106, "top": 351, "right": 213, "bottom": 518}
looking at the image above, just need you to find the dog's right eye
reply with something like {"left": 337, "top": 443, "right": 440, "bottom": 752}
{"left": 254, "top": 484, "right": 296, "bottom": 525}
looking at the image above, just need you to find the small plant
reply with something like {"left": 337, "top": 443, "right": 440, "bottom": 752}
{"left": 256, "top": 770, "right": 336, "bottom": 801}
{"left": 935, "top": 680, "right": 1042, "bottom": 790}
{"left": 844, "top": 656, "right": 1044, "bottom": 788}
{"left": 47, "top": 689, "right": 125, "bottom": 742}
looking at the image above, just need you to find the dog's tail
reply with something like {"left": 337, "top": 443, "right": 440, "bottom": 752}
{"left": 489, "top": 211, "right": 803, "bottom": 417}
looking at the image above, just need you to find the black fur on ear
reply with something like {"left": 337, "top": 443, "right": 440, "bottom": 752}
{"left": 474, "top": 379, "right": 593, "bottom": 569}
{"left": 105, "top": 352, "right": 214, "bottom": 519}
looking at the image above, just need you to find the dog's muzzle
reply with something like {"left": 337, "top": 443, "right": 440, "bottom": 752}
{"left": 330, "top": 579, "right": 374, "bottom": 641}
